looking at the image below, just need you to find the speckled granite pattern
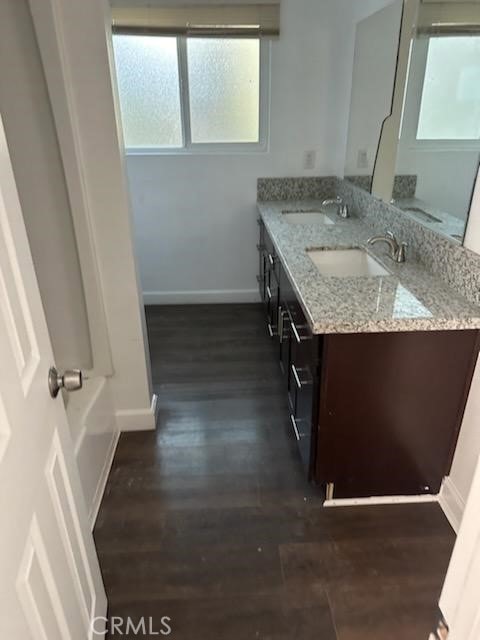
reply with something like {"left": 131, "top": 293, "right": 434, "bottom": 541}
{"left": 337, "top": 179, "right": 480, "bottom": 307}
{"left": 257, "top": 177, "right": 336, "bottom": 202}
{"left": 257, "top": 198, "right": 480, "bottom": 335}
{"left": 392, "top": 175, "right": 417, "bottom": 200}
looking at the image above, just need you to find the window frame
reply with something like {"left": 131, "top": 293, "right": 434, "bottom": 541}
{"left": 120, "top": 35, "right": 271, "bottom": 155}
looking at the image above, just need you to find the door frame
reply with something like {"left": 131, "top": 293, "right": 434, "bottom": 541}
{"left": 28, "top": 0, "right": 155, "bottom": 422}
{"left": 464, "top": 163, "right": 480, "bottom": 252}
{"left": 28, "top": 0, "right": 113, "bottom": 379}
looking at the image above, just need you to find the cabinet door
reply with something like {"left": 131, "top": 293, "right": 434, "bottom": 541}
{"left": 316, "top": 331, "right": 480, "bottom": 498}
{"left": 278, "top": 304, "right": 291, "bottom": 384}
{"left": 257, "top": 220, "right": 267, "bottom": 303}
{"left": 264, "top": 228, "right": 280, "bottom": 282}
{"left": 266, "top": 269, "right": 280, "bottom": 338}
{"left": 278, "top": 264, "right": 294, "bottom": 382}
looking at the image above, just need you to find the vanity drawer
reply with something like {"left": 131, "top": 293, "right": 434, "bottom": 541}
{"left": 285, "top": 303, "right": 320, "bottom": 477}
{"left": 288, "top": 347, "right": 319, "bottom": 476}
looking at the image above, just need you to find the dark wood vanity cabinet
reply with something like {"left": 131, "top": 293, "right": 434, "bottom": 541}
{"left": 316, "top": 330, "right": 480, "bottom": 498}
{"left": 278, "top": 267, "right": 322, "bottom": 475}
{"left": 258, "top": 219, "right": 322, "bottom": 479}
{"left": 257, "top": 219, "right": 480, "bottom": 498}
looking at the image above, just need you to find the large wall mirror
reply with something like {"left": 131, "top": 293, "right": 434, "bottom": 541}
{"left": 344, "top": 0, "right": 404, "bottom": 192}
{"left": 345, "top": 0, "right": 480, "bottom": 245}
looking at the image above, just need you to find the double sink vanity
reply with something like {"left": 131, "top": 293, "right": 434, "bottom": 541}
{"left": 256, "top": 178, "right": 480, "bottom": 501}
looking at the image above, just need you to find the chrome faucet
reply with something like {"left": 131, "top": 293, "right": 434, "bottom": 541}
{"left": 322, "top": 196, "right": 349, "bottom": 219}
{"left": 367, "top": 231, "right": 407, "bottom": 263}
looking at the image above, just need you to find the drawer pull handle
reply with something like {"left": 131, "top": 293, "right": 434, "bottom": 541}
{"left": 291, "top": 364, "right": 302, "bottom": 389}
{"left": 291, "top": 321, "right": 311, "bottom": 344}
{"left": 290, "top": 414, "right": 301, "bottom": 441}
{"left": 291, "top": 364, "right": 313, "bottom": 390}
{"left": 278, "top": 307, "right": 285, "bottom": 342}
{"left": 266, "top": 285, "right": 272, "bottom": 300}
{"left": 268, "top": 253, "right": 275, "bottom": 267}
{"left": 267, "top": 323, "right": 277, "bottom": 338}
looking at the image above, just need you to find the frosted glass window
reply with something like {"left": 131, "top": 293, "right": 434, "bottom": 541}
{"left": 111, "top": 34, "right": 266, "bottom": 149}
{"left": 112, "top": 35, "right": 182, "bottom": 148}
{"left": 187, "top": 38, "right": 260, "bottom": 143}
{"left": 417, "top": 37, "right": 480, "bottom": 140}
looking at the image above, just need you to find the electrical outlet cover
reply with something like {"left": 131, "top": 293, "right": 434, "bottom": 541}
{"left": 304, "top": 150, "right": 316, "bottom": 170}
{"left": 357, "top": 149, "right": 368, "bottom": 169}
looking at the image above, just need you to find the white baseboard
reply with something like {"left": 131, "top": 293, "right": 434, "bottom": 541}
{"left": 88, "top": 428, "right": 120, "bottom": 529}
{"left": 324, "top": 494, "right": 440, "bottom": 508}
{"left": 115, "top": 394, "right": 158, "bottom": 432}
{"left": 439, "top": 477, "right": 465, "bottom": 533}
{"left": 143, "top": 289, "right": 259, "bottom": 305}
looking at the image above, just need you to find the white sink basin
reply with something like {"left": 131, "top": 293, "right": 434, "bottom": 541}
{"left": 307, "top": 248, "right": 390, "bottom": 278}
{"left": 282, "top": 210, "right": 334, "bottom": 225}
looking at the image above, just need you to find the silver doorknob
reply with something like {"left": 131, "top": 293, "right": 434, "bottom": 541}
{"left": 48, "top": 367, "right": 83, "bottom": 398}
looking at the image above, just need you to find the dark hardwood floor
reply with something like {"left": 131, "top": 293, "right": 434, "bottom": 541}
{"left": 95, "top": 304, "right": 455, "bottom": 639}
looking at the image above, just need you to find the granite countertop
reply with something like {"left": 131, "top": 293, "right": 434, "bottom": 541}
{"left": 258, "top": 199, "right": 480, "bottom": 335}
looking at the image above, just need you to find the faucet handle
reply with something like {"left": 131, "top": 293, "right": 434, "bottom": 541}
{"left": 385, "top": 230, "right": 400, "bottom": 251}
{"left": 396, "top": 242, "right": 408, "bottom": 263}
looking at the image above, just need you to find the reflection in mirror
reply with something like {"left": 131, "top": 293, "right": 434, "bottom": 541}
{"left": 394, "top": 30, "right": 480, "bottom": 243}
{"left": 344, "top": 1, "right": 404, "bottom": 192}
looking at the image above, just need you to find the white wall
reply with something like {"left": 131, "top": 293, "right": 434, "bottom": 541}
{"left": 345, "top": 0, "right": 403, "bottom": 176}
{"left": 118, "top": 0, "right": 373, "bottom": 304}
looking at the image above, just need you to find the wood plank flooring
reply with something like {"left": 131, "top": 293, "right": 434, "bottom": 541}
{"left": 95, "top": 304, "right": 455, "bottom": 639}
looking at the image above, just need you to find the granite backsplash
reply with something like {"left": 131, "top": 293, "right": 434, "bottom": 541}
{"left": 257, "top": 177, "right": 336, "bottom": 202}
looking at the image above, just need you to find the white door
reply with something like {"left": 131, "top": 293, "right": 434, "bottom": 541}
{"left": 439, "top": 453, "right": 480, "bottom": 640}
{"left": 0, "top": 115, "right": 107, "bottom": 639}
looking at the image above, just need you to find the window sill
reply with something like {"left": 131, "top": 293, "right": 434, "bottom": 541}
{"left": 405, "top": 140, "right": 480, "bottom": 152}
{"left": 124, "top": 143, "right": 269, "bottom": 156}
